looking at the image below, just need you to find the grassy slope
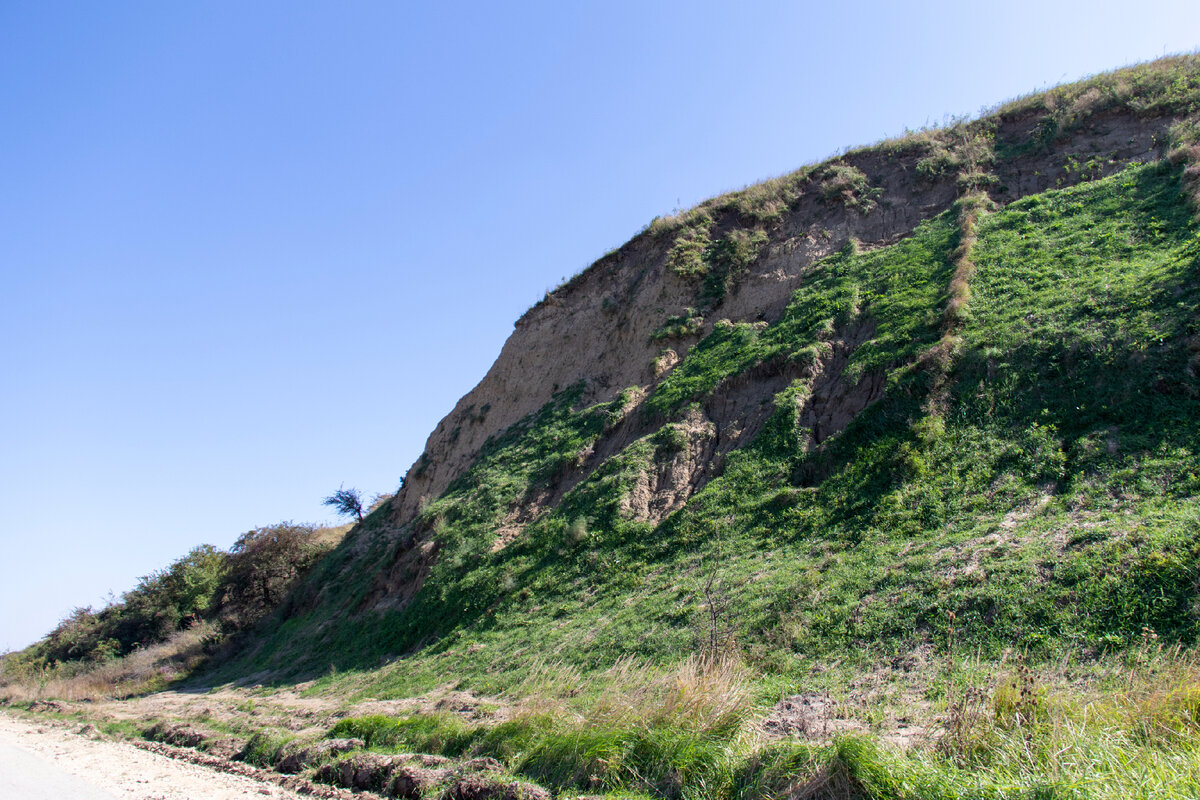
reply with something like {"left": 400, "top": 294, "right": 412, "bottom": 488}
{"left": 215, "top": 158, "right": 1199, "bottom": 707}
{"left": 19, "top": 56, "right": 1200, "bottom": 800}
{"left": 185, "top": 159, "right": 1200, "bottom": 800}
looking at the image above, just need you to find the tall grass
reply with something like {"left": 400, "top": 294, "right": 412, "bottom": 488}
{"left": 873, "top": 645, "right": 1200, "bottom": 799}
{"left": 318, "top": 649, "right": 1200, "bottom": 799}
{"left": 734, "top": 647, "right": 1200, "bottom": 799}
{"left": 0, "top": 621, "right": 215, "bottom": 702}
{"left": 942, "top": 192, "right": 987, "bottom": 331}
{"left": 331, "top": 655, "right": 755, "bottom": 800}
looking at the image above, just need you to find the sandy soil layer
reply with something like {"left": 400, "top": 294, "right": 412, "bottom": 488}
{"left": 0, "top": 712, "right": 305, "bottom": 800}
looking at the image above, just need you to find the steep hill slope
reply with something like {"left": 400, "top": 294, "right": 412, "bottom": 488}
{"left": 13, "top": 55, "right": 1200, "bottom": 800}
{"left": 222, "top": 56, "right": 1200, "bottom": 689}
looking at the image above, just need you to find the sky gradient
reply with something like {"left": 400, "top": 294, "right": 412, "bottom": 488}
{"left": 2, "top": 1, "right": 1198, "bottom": 650}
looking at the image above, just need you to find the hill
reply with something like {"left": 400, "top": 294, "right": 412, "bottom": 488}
{"left": 8, "top": 54, "right": 1200, "bottom": 800}
{"left": 230, "top": 54, "right": 1200, "bottom": 683}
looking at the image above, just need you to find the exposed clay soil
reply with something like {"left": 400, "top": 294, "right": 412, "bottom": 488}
{"left": 392, "top": 107, "right": 1176, "bottom": 534}
{"left": 761, "top": 691, "right": 929, "bottom": 751}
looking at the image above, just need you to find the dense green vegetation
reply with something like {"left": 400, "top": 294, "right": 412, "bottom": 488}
{"left": 210, "top": 158, "right": 1199, "bottom": 704}
{"left": 316, "top": 698, "right": 1200, "bottom": 800}
{"left": 4, "top": 521, "right": 347, "bottom": 679}
{"left": 202, "top": 155, "right": 1198, "bottom": 800}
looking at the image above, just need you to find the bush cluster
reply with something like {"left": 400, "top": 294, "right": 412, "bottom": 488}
{"left": 13, "top": 522, "right": 342, "bottom": 670}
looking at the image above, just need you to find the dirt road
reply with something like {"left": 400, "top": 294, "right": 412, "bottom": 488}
{"left": 0, "top": 712, "right": 305, "bottom": 800}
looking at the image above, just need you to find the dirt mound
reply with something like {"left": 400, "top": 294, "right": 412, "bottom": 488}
{"left": 276, "top": 737, "right": 364, "bottom": 773}
{"left": 445, "top": 774, "right": 550, "bottom": 800}
{"left": 146, "top": 721, "right": 210, "bottom": 748}
{"left": 313, "top": 751, "right": 546, "bottom": 800}
{"left": 389, "top": 764, "right": 454, "bottom": 799}
{"left": 762, "top": 692, "right": 868, "bottom": 741}
{"left": 27, "top": 699, "right": 69, "bottom": 713}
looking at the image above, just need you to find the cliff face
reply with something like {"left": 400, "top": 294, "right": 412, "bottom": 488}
{"left": 393, "top": 104, "right": 1177, "bottom": 526}
{"left": 226, "top": 57, "right": 1200, "bottom": 682}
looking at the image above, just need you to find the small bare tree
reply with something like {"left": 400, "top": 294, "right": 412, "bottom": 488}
{"left": 323, "top": 486, "right": 364, "bottom": 523}
{"left": 695, "top": 518, "right": 736, "bottom": 660}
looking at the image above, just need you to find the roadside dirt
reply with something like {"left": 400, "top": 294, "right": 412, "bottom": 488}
{"left": 0, "top": 712, "right": 315, "bottom": 800}
{"left": 3, "top": 687, "right": 538, "bottom": 800}
{"left": 18, "top": 683, "right": 506, "bottom": 740}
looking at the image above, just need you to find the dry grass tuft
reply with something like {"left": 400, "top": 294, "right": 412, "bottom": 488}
{"left": 622, "top": 654, "right": 753, "bottom": 735}
{"left": 995, "top": 52, "right": 1200, "bottom": 120}
{"left": 510, "top": 653, "right": 755, "bottom": 738}
{"left": 666, "top": 215, "right": 715, "bottom": 278}
{"left": 942, "top": 197, "right": 982, "bottom": 330}
{"left": 818, "top": 164, "right": 879, "bottom": 213}
{"left": 933, "top": 645, "right": 1200, "bottom": 772}
{"left": 1106, "top": 644, "right": 1200, "bottom": 746}
{"left": 0, "top": 621, "right": 215, "bottom": 703}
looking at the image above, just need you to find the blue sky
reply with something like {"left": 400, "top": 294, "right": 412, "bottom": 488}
{"left": 1, "top": 1, "right": 1197, "bottom": 651}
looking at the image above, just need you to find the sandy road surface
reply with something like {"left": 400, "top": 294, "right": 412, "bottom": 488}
{"left": 0, "top": 712, "right": 305, "bottom": 800}
{"left": 0, "top": 736, "right": 120, "bottom": 799}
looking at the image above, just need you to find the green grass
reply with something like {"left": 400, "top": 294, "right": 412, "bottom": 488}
{"left": 10, "top": 60, "right": 1200, "bottom": 800}
{"left": 653, "top": 308, "right": 704, "bottom": 341}
{"left": 234, "top": 728, "right": 293, "bottom": 767}
{"left": 329, "top": 712, "right": 735, "bottom": 800}
{"left": 665, "top": 221, "right": 769, "bottom": 309}
{"left": 320, "top": 657, "right": 754, "bottom": 800}
{"left": 12, "top": 57, "right": 1200, "bottom": 800}
{"left": 210, "top": 158, "right": 1200, "bottom": 698}
{"left": 309, "top": 646, "right": 1200, "bottom": 800}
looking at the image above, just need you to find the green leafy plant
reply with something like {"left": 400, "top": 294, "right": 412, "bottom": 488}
{"left": 819, "top": 164, "right": 881, "bottom": 212}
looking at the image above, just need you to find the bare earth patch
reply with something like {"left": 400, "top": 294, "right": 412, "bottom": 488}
{"left": 0, "top": 712, "right": 314, "bottom": 800}
{"left": 25, "top": 683, "right": 507, "bottom": 740}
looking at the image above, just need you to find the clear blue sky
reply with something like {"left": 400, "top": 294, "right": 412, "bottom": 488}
{"left": 1, "top": 1, "right": 1196, "bottom": 651}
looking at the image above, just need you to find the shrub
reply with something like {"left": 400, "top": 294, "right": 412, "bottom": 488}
{"left": 700, "top": 229, "right": 769, "bottom": 306}
{"left": 668, "top": 221, "right": 714, "bottom": 278}
{"left": 36, "top": 606, "right": 108, "bottom": 663}
{"left": 819, "top": 164, "right": 880, "bottom": 212}
{"left": 22, "top": 544, "right": 228, "bottom": 666}
{"left": 915, "top": 125, "right": 995, "bottom": 182}
{"left": 217, "top": 522, "right": 333, "bottom": 629}
{"left": 118, "top": 544, "right": 228, "bottom": 646}
{"left": 653, "top": 308, "right": 704, "bottom": 341}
